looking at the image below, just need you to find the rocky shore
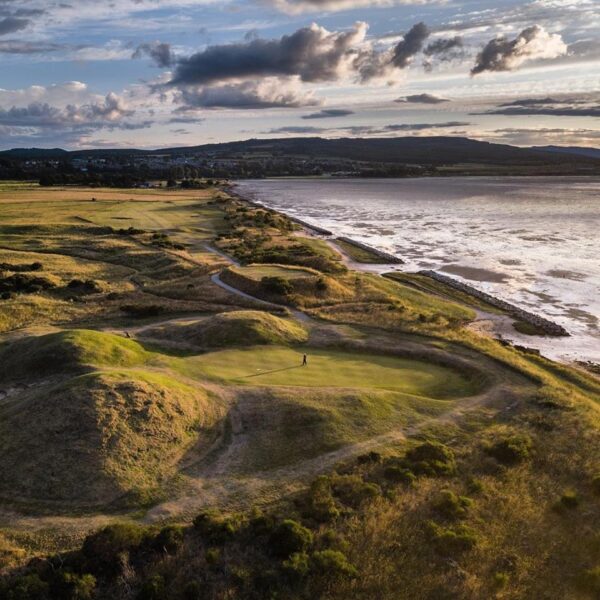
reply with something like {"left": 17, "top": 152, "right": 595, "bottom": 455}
{"left": 420, "top": 270, "right": 570, "bottom": 337}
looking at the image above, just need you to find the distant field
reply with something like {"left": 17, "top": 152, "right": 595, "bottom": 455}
{"left": 176, "top": 346, "right": 480, "bottom": 399}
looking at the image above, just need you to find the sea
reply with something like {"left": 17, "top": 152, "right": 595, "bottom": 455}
{"left": 235, "top": 176, "right": 600, "bottom": 364}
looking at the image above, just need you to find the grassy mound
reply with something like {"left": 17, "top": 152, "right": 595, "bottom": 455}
{"left": 146, "top": 311, "right": 308, "bottom": 349}
{"left": 0, "top": 370, "right": 219, "bottom": 507}
{"left": 0, "top": 329, "right": 152, "bottom": 381}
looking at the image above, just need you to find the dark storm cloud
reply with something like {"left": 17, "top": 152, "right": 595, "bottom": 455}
{"left": 424, "top": 36, "right": 463, "bottom": 57}
{"left": 471, "top": 25, "right": 567, "bottom": 75}
{"left": 395, "top": 93, "right": 449, "bottom": 104}
{"left": 133, "top": 41, "right": 175, "bottom": 68}
{"left": 0, "top": 16, "right": 29, "bottom": 35}
{"left": 169, "top": 22, "right": 367, "bottom": 86}
{"left": 391, "top": 21, "right": 429, "bottom": 68}
{"left": 302, "top": 108, "right": 354, "bottom": 119}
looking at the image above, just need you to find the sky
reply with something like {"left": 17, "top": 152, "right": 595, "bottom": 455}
{"left": 0, "top": 0, "right": 598, "bottom": 149}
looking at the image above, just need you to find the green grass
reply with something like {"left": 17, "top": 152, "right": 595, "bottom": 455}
{"left": 335, "top": 239, "right": 390, "bottom": 264}
{"left": 232, "top": 264, "right": 318, "bottom": 281}
{"left": 174, "top": 346, "right": 480, "bottom": 399}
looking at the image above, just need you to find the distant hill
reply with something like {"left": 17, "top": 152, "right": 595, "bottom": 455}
{"left": 532, "top": 145, "right": 600, "bottom": 159}
{"left": 2, "top": 136, "right": 598, "bottom": 167}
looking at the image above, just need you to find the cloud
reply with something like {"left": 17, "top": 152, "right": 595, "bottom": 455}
{"left": 265, "top": 120, "right": 470, "bottom": 136}
{"left": 0, "top": 41, "right": 67, "bottom": 54}
{"left": 0, "top": 16, "right": 29, "bottom": 35}
{"left": 268, "top": 0, "right": 430, "bottom": 15}
{"left": 395, "top": 93, "right": 449, "bottom": 104}
{"left": 471, "top": 25, "right": 567, "bottom": 76}
{"left": 268, "top": 125, "right": 326, "bottom": 134}
{"left": 0, "top": 93, "right": 143, "bottom": 134}
{"left": 391, "top": 22, "right": 429, "bottom": 68}
{"left": 481, "top": 95, "right": 600, "bottom": 117}
{"left": 133, "top": 41, "right": 175, "bottom": 68}
{"left": 302, "top": 108, "right": 354, "bottom": 119}
{"left": 177, "top": 78, "right": 320, "bottom": 109}
{"left": 424, "top": 36, "right": 463, "bottom": 57}
{"left": 486, "top": 127, "right": 600, "bottom": 147}
{"left": 170, "top": 21, "right": 368, "bottom": 86}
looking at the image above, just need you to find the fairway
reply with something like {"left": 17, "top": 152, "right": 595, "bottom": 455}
{"left": 178, "top": 346, "right": 480, "bottom": 399}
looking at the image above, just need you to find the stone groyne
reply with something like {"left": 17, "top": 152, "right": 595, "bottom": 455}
{"left": 337, "top": 237, "right": 404, "bottom": 264}
{"left": 419, "top": 270, "right": 569, "bottom": 337}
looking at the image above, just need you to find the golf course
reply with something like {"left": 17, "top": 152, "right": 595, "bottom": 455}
{"left": 0, "top": 182, "right": 599, "bottom": 600}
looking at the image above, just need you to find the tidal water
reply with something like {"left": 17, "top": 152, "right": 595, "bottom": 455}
{"left": 236, "top": 177, "right": 600, "bottom": 364}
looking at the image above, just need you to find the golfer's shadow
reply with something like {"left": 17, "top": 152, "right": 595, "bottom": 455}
{"left": 243, "top": 364, "right": 303, "bottom": 378}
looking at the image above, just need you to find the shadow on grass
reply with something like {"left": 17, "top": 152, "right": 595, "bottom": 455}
{"left": 243, "top": 365, "right": 304, "bottom": 378}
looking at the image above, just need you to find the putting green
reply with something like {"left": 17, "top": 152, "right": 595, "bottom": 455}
{"left": 178, "top": 346, "right": 481, "bottom": 399}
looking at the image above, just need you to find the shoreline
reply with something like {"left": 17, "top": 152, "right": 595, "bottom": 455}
{"left": 227, "top": 182, "right": 600, "bottom": 369}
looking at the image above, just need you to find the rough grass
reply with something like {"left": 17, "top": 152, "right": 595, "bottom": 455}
{"left": 143, "top": 310, "right": 308, "bottom": 348}
{"left": 0, "top": 329, "right": 154, "bottom": 381}
{"left": 175, "top": 346, "right": 481, "bottom": 399}
{"left": 0, "top": 370, "right": 221, "bottom": 508}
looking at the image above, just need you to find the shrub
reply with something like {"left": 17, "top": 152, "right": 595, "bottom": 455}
{"left": 559, "top": 490, "right": 579, "bottom": 509}
{"left": 153, "top": 525, "right": 184, "bottom": 554}
{"left": 331, "top": 475, "right": 381, "bottom": 509}
{"left": 51, "top": 572, "right": 96, "bottom": 600}
{"left": 356, "top": 451, "right": 381, "bottom": 465}
{"left": 405, "top": 441, "right": 456, "bottom": 476}
{"left": 493, "top": 572, "right": 510, "bottom": 589}
{"left": 81, "top": 523, "right": 149, "bottom": 577}
{"left": 261, "top": 276, "right": 293, "bottom": 296}
{"left": 485, "top": 435, "right": 532, "bottom": 465}
{"left": 269, "top": 520, "right": 314, "bottom": 558}
{"left": 66, "top": 279, "right": 102, "bottom": 294}
{"left": 592, "top": 474, "right": 600, "bottom": 495}
{"left": 383, "top": 465, "right": 416, "bottom": 485}
{"left": 299, "top": 476, "right": 340, "bottom": 523}
{"left": 310, "top": 550, "right": 358, "bottom": 578}
{"left": 427, "top": 521, "right": 478, "bottom": 556}
{"left": 433, "top": 490, "right": 473, "bottom": 520}
{"left": 282, "top": 551, "right": 310, "bottom": 582}
{"left": 182, "top": 581, "right": 204, "bottom": 600}
{"left": 137, "top": 575, "right": 166, "bottom": 600}
{"left": 3, "top": 574, "right": 49, "bottom": 600}
{"left": 120, "top": 304, "right": 165, "bottom": 318}
{"left": 577, "top": 566, "right": 600, "bottom": 595}
{"left": 193, "top": 512, "right": 238, "bottom": 544}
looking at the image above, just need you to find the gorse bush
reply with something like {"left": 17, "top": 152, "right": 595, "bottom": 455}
{"left": 310, "top": 550, "right": 358, "bottom": 578}
{"left": 485, "top": 434, "right": 532, "bottom": 465}
{"left": 426, "top": 521, "right": 479, "bottom": 556}
{"left": 404, "top": 441, "right": 456, "bottom": 476}
{"left": 261, "top": 276, "right": 293, "bottom": 296}
{"left": 269, "top": 520, "right": 314, "bottom": 558}
{"left": 432, "top": 490, "right": 473, "bottom": 520}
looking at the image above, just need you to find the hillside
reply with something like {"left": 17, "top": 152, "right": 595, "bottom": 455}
{"left": 2, "top": 136, "right": 599, "bottom": 167}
